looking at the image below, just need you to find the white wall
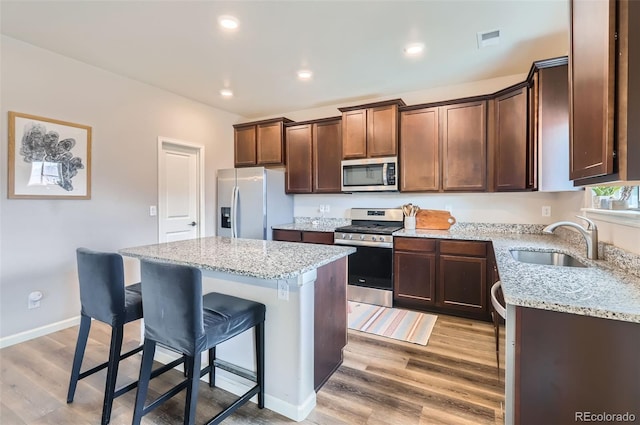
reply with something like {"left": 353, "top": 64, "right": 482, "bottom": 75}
{"left": 0, "top": 36, "right": 240, "bottom": 339}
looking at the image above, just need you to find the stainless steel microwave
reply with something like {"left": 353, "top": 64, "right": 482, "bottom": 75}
{"left": 341, "top": 156, "right": 398, "bottom": 192}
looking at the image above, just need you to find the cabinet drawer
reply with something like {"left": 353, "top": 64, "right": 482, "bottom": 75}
{"left": 302, "top": 231, "right": 334, "bottom": 245}
{"left": 394, "top": 237, "right": 436, "bottom": 253}
{"left": 440, "top": 240, "right": 486, "bottom": 257}
{"left": 273, "top": 229, "right": 302, "bottom": 242}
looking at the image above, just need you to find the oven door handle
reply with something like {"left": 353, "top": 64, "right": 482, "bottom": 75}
{"left": 334, "top": 239, "right": 393, "bottom": 249}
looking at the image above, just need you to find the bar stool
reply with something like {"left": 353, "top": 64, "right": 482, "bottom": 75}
{"left": 68, "top": 248, "right": 184, "bottom": 425}
{"left": 132, "top": 260, "right": 266, "bottom": 425}
{"left": 490, "top": 280, "right": 506, "bottom": 369}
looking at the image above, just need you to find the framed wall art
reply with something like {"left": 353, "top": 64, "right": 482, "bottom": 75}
{"left": 8, "top": 112, "right": 92, "bottom": 199}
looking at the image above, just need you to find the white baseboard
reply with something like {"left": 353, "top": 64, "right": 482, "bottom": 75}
{"left": 0, "top": 316, "right": 80, "bottom": 349}
{"left": 153, "top": 349, "right": 316, "bottom": 421}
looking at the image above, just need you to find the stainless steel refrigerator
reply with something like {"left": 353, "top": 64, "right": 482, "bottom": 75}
{"left": 217, "top": 167, "right": 293, "bottom": 240}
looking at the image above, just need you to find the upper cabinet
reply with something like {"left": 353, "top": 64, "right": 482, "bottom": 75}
{"left": 339, "top": 99, "right": 405, "bottom": 159}
{"left": 400, "top": 106, "right": 440, "bottom": 192}
{"left": 489, "top": 84, "right": 532, "bottom": 191}
{"left": 569, "top": 0, "right": 640, "bottom": 183}
{"left": 233, "top": 117, "right": 293, "bottom": 167}
{"left": 400, "top": 99, "right": 488, "bottom": 192}
{"left": 441, "top": 100, "right": 487, "bottom": 191}
{"left": 284, "top": 117, "right": 342, "bottom": 194}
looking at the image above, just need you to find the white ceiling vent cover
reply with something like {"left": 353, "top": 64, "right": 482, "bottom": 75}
{"left": 477, "top": 29, "right": 501, "bottom": 48}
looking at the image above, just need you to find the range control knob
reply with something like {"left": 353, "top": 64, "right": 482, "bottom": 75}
{"left": 341, "top": 233, "right": 346, "bottom": 239}
{"left": 360, "top": 235, "right": 365, "bottom": 240}
{"left": 371, "top": 236, "right": 376, "bottom": 241}
{"left": 348, "top": 234, "right": 353, "bottom": 240}
{"left": 379, "top": 236, "right": 386, "bottom": 242}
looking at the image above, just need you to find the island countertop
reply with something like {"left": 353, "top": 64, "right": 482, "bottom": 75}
{"left": 394, "top": 228, "right": 640, "bottom": 323}
{"left": 120, "top": 236, "right": 355, "bottom": 281}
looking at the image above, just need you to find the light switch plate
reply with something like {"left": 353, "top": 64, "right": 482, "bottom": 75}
{"left": 149, "top": 205, "right": 157, "bottom": 216}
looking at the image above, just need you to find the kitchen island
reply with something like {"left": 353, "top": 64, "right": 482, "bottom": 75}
{"left": 394, "top": 226, "right": 640, "bottom": 425}
{"left": 120, "top": 236, "right": 355, "bottom": 422}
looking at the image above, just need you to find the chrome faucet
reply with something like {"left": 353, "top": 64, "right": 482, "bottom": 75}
{"left": 542, "top": 216, "right": 598, "bottom": 260}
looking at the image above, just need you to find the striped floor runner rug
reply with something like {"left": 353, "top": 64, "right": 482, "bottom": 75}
{"left": 347, "top": 301, "right": 437, "bottom": 346}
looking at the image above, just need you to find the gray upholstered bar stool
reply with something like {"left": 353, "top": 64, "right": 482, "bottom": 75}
{"left": 132, "top": 259, "right": 266, "bottom": 425}
{"left": 67, "top": 248, "right": 145, "bottom": 425}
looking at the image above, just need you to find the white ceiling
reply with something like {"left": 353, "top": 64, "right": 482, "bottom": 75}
{"left": 1, "top": 1, "right": 569, "bottom": 119}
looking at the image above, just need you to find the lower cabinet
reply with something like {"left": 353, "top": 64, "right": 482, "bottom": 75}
{"left": 514, "top": 306, "right": 640, "bottom": 424}
{"left": 272, "top": 228, "right": 343, "bottom": 391}
{"left": 272, "top": 228, "right": 334, "bottom": 245}
{"left": 394, "top": 237, "right": 490, "bottom": 321}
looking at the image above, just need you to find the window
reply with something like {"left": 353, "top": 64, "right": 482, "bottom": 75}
{"left": 584, "top": 184, "right": 640, "bottom": 228}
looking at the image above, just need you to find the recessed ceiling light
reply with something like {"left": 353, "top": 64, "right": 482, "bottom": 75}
{"left": 220, "top": 88, "right": 233, "bottom": 98}
{"left": 297, "top": 70, "right": 313, "bottom": 80}
{"left": 218, "top": 15, "right": 239, "bottom": 30}
{"left": 404, "top": 43, "right": 425, "bottom": 56}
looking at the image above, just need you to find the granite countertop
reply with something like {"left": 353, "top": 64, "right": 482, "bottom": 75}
{"left": 120, "top": 236, "right": 355, "bottom": 281}
{"left": 272, "top": 217, "right": 350, "bottom": 233}
{"left": 394, "top": 227, "right": 640, "bottom": 323}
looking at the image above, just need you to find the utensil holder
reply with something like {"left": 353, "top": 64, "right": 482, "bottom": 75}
{"left": 404, "top": 216, "right": 416, "bottom": 230}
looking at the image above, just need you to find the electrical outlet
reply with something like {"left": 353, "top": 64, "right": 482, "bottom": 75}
{"left": 324, "top": 204, "right": 330, "bottom": 213}
{"left": 28, "top": 291, "right": 43, "bottom": 309}
{"left": 277, "top": 281, "right": 289, "bottom": 301}
{"left": 149, "top": 205, "right": 157, "bottom": 216}
{"left": 444, "top": 205, "right": 453, "bottom": 214}
{"left": 542, "top": 206, "right": 551, "bottom": 217}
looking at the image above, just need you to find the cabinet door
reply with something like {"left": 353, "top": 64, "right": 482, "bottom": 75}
{"left": 302, "top": 231, "right": 334, "bottom": 245}
{"left": 441, "top": 101, "right": 487, "bottom": 191}
{"left": 393, "top": 251, "right": 436, "bottom": 309}
{"left": 400, "top": 107, "right": 440, "bottom": 191}
{"left": 234, "top": 126, "right": 257, "bottom": 167}
{"left": 438, "top": 255, "right": 487, "bottom": 314}
{"left": 493, "top": 87, "right": 529, "bottom": 191}
{"left": 285, "top": 124, "right": 313, "bottom": 193}
{"left": 257, "top": 121, "right": 284, "bottom": 165}
{"left": 367, "top": 104, "right": 398, "bottom": 157}
{"left": 569, "top": 0, "right": 616, "bottom": 179}
{"left": 342, "top": 109, "right": 367, "bottom": 159}
{"left": 313, "top": 119, "right": 342, "bottom": 193}
{"left": 272, "top": 229, "right": 302, "bottom": 242}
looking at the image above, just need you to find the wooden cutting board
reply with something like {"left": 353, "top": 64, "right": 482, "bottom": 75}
{"left": 415, "top": 209, "right": 457, "bottom": 230}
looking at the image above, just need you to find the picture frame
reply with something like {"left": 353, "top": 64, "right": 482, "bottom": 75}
{"left": 8, "top": 112, "right": 92, "bottom": 199}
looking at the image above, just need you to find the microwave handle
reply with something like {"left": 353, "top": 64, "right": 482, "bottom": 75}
{"left": 382, "top": 163, "right": 388, "bottom": 185}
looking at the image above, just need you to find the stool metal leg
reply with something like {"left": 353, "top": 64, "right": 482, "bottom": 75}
{"left": 101, "top": 324, "right": 124, "bottom": 425}
{"left": 256, "top": 322, "right": 265, "bottom": 409}
{"left": 67, "top": 314, "right": 92, "bottom": 403}
{"left": 132, "top": 339, "right": 156, "bottom": 425}
{"left": 184, "top": 353, "right": 202, "bottom": 425}
{"left": 208, "top": 347, "right": 215, "bottom": 388}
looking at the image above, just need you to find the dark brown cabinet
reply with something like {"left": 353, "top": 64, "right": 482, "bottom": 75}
{"left": 272, "top": 228, "right": 334, "bottom": 245}
{"left": 285, "top": 124, "right": 313, "bottom": 193}
{"left": 284, "top": 118, "right": 342, "bottom": 194}
{"left": 393, "top": 238, "right": 436, "bottom": 308}
{"left": 514, "top": 306, "right": 640, "bottom": 425}
{"left": 399, "top": 107, "right": 440, "bottom": 191}
{"left": 394, "top": 237, "right": 490, "bottom": 321}
{"left": 440, "top": 101, "right": 487, "bottom": 191}
{"left": 489, "top": 85, "right": 532, "bottom": 191}
{"left": 313, "top": 119, "right": 342, "bottom": 193}
{"left": 437, "top": 240, "right": 487, "bottom": 315}
{"left": 233, "top": 117, "right": 292, "bottom": 168}
{"left": 339, "top": 99, "right": 405, "bottom": 159}
{"left": 569, "top": 0, "right": 640, "bottom": 183}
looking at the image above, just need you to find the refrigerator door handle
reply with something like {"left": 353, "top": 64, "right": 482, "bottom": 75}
{"left": 231, "top": 185, "right": 239, "bottom": 238}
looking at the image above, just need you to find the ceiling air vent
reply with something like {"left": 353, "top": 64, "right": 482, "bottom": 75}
{"left": 477, "top": 29, "right": 501, "bottom": 48}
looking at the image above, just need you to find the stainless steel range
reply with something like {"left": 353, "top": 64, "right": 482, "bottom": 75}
{"left": 334, "top": 208, "right": 403, "bottom": 307}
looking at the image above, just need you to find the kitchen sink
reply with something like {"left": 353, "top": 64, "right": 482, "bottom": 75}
{"left": 509, "top": 249, "right": 587, "bottom": 268}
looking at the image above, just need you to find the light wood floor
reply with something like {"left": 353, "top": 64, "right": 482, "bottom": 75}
{"left": 0, "top": 314, "right": 505, "bottom": 424}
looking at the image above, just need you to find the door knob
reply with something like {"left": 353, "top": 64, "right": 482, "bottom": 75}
{"left": 188, "top": 221, "right": 197, "bottom": 227}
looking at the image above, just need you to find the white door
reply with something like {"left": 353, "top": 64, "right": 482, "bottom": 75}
{"left": 158, "top": 138, "right": 204, "bottom": 243}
